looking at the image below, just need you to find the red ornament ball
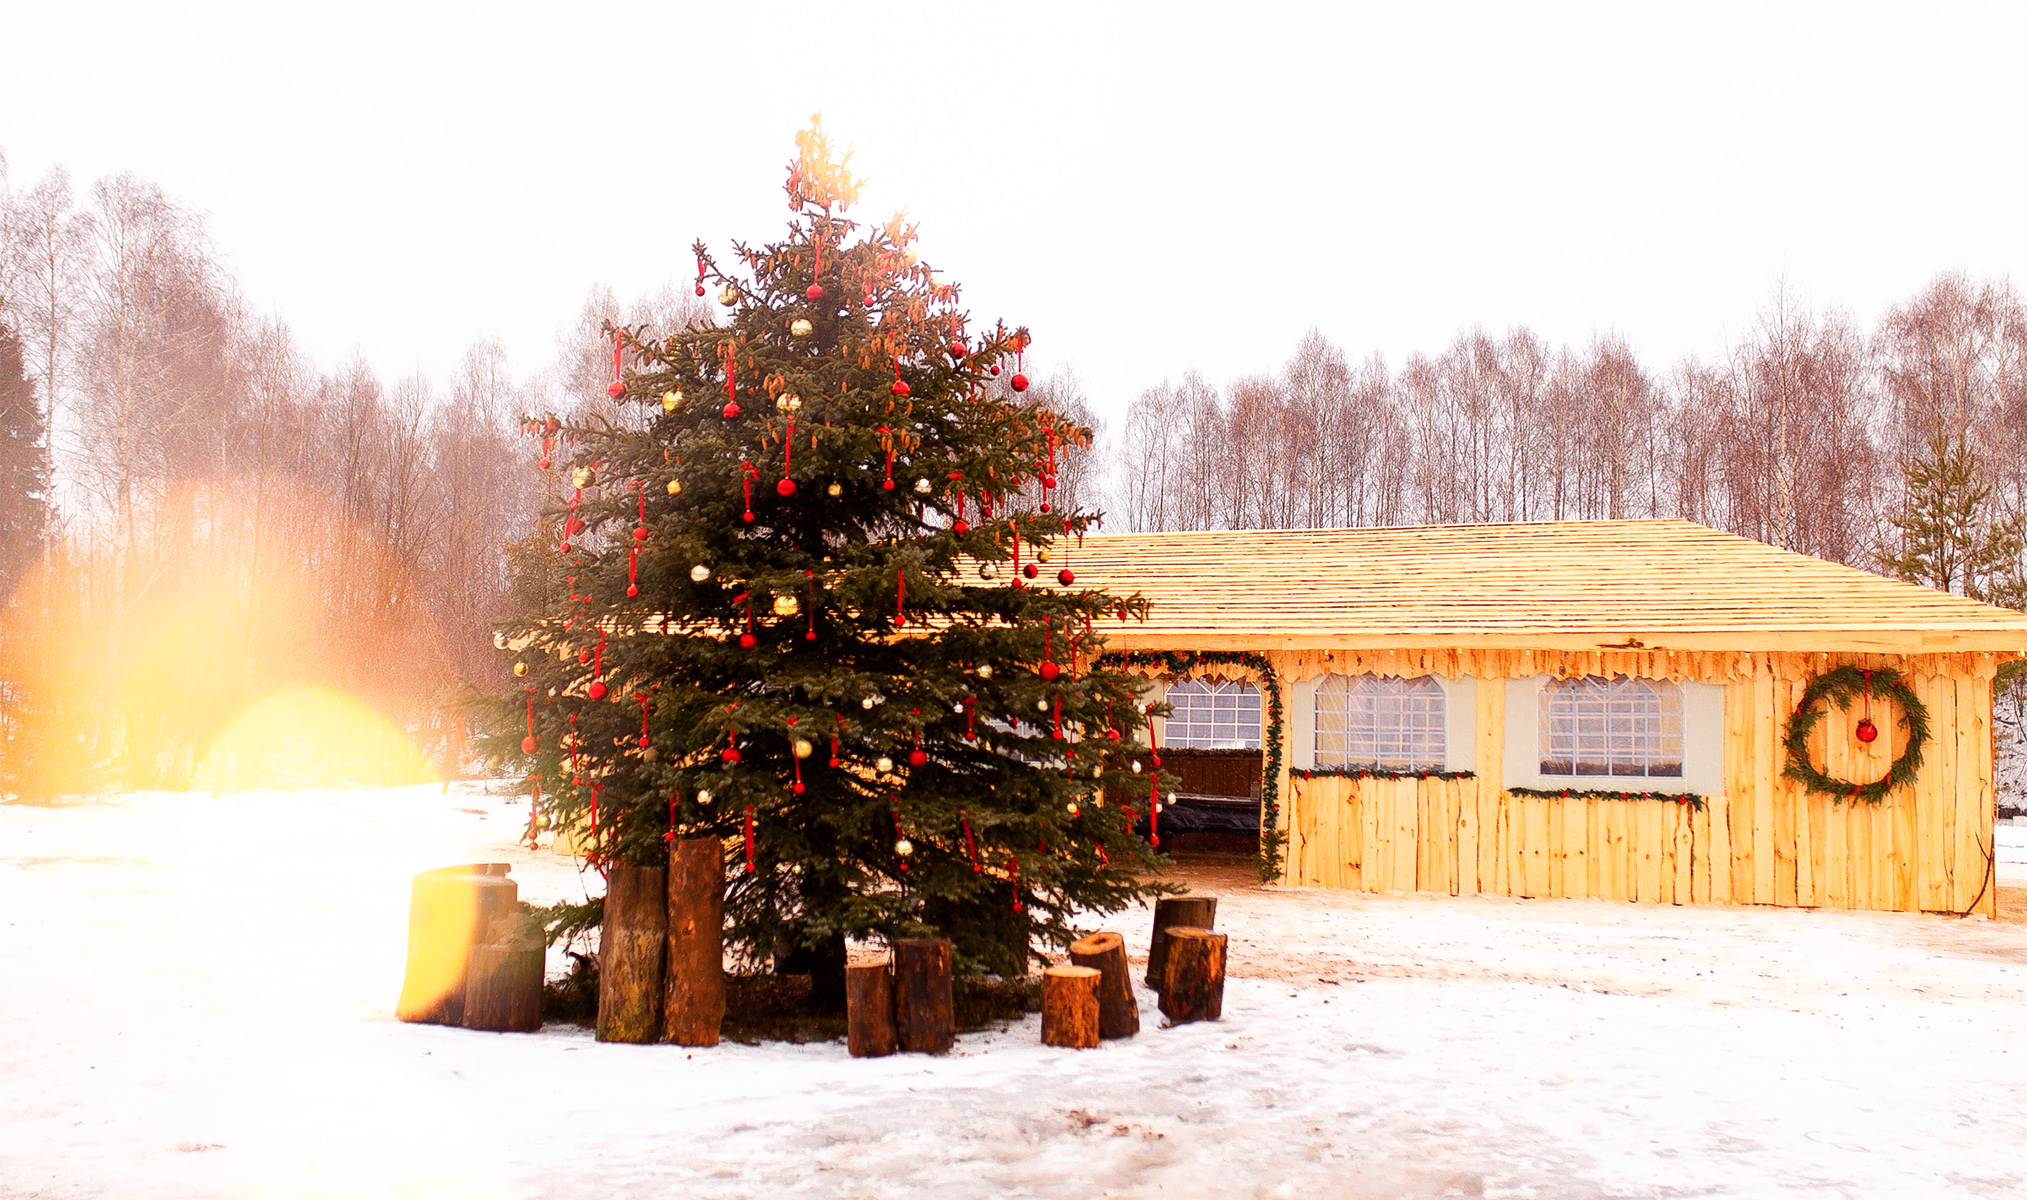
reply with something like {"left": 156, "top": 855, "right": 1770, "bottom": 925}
{"left": 607, "top": 380, "right": 625, "bottom": 398}
{"left": 722, "top": 401, "right": 741, "bottom": 420}
{"left": 1039, "top": 661, "right": 1061, "bottom": 682}
{"left": 990, "top": 365, "right": 1001, "bottom": 377}
{"left": 1042, "top": 474, "right": 1057, "bottom": 490}
{"left": 695, "top": 284, "right": 705, "bottom": 296}
{"left": 638, "top": 735, "right": 651, "bottom": 749}
{"left": 1856, "top": 717, "right": 1879, "bottom": 744}
{"left": 1106, "top": 729, "right": 1121, "bottom": 741}
{"left": 891, "top": 380, "right": 911, "bottom": 397}
{"left": 722, "top": 747, "right": 741, "bottom": 765}
{"left": 776, "top": 477, "right": 797, "bottom": 497}
{"left": 1057, "top": 569, "right": 1075, "bottom": 586}
{"left": 949, "top": 340, "right": 966, "bottom": 358}
{"left": 882, "top": 479, "right": 895, "bottom": 491}
{"left": 739, "top": 632, "right": 758, "bottom": 649}
{"left": 828, "top": 756, "right": 842, "bottom": 768}
{"left": 1022, "top": 563, "right": 1039, "bottom": 579}
{"left": 909, "top": 749, "right": 928, "bottom": 767}
{"left": 520, "top": 735, "right": 538, "bottom": 755}
{"left": 578, "top": 650, "right": 591, "bottom": 665}
{"left": 626, "top": 585, "right": 639, "bottom": 598}
{"left": 587, "top": 681, "right": 607, "bottom": 701}
{"left": 1039, "top": 502, "right": 1052, "bottom": 514}
{"left": 538, "top": 457, "right": 550, "bottom": 469}
{"left": 633, "top": 526, "right": 649, "bottom": 541}
{"left": 1010, "top": 373, "right": 1029, "bottom": 392}
{"left": 952, "top": 520, "right": 969, "bottom": 535}
{"left": 806, "top": 283, "right": 824, "bottom": 302}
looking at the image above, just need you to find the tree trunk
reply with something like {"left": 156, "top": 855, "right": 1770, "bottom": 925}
{"left": 1041, "top": 965, "right": 1102, "bottom": 1048}
{"left": 1145, "top": 895, "right": 1217, "bottom": 988}
{"left": 892, "top": 937, "right": 956, "bottom": 1055}
{"left": 1158, "top": 927, "right": 1227, "bottom": 1024}
{"left": 663, "top": 837, "right": 725, "bottom": 1047}
{"left": 808, "top": 930, "right": 848, "bottom": 1013}
{"left": 597, "top": 862, "right": 666, "bottom": 1043}
{"left": 845, "top": 959, "right": 897, "bottom": 1058}
{"left": 463, "top": 943, "right": 544, "bottom": 1033}
{"left": 1068, "top": 930, "right": 1140, "bottom": 1039}
{"left": 397, "top": 867, "right": 519, "bottom": 1026}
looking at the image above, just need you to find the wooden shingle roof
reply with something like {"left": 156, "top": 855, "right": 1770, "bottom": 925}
{"left": 1066, "top": 519, "right": 2027, "bottom": 654}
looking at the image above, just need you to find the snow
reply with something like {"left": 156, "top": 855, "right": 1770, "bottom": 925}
{"left": 6, "top": 785, "right": 2027, "bottom": 1199}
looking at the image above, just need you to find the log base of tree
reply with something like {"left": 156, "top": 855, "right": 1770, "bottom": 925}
{"left": 1041, "top": 966, "right": 1102, "bottom": 1048}
{"left": 892, "top": 938, "right": 956, "bottom": 1055}
{"left": 597, "top": 862, "right": 667, "bottom": 1044}
{"left": 1145, "top": 895, "right": 1218, "bottom": 989}
{"left": 1068, "top": 930, "right": 1140, "bottom": 1039}
{"left": 463, "top": 942, "right": 544, "bottom": 1032}
{"left": 1158, "top": 927, "right": 1228, "bottom": 1024}
{"left": 397, "top": 866, "right": 520, "bottom": 1026}
{"left": 845, "top": 959, "right": 898, "bottom": 1058}
{"left": 663, "top": 837, "right": 725, "bottom": 1047}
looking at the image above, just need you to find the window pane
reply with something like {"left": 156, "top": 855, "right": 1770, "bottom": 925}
{"left": 1539, "top": 675, "right": 1686, "bottom": 780}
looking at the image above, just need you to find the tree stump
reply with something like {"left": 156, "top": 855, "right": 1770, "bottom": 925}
{"left": 1157, "top": 927, "right": 1227, "bottom": 1024}
{"left": 1068, "top": 931, "right": 1140, "bottom": 1039}
{"left": 663, "top": 837, "right": 725, "bottom": 1047}
{"left": 463, "top": 942, "right": 544, "bottom": 1032}
{"left": 891, "top": 938, "right": 956, "bottom": 1055}
{"left": 397, "top": 867, "right": 519, "bottom": 1026}
{"left": 845, "top": 959, "right": 898, "bottom": 1058}
{"left": 1145, "top": 895, "right": 1217, "bottom": 988}
{"left": 596, "top": 862, "right": 667, "bottom": 1043}
{"left": 1041, "top": 966, "right": 1102, "bottom": 1048}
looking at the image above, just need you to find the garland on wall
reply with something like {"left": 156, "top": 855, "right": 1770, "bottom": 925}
{"left": 1782, "top": 665, "right": 1930, "bottom": 804}
{"left": 1292, "top": 767, "right": 1475, "bottom": 782}
{"left": 1508, "top": 786, "right": 1705, "bottom": 811}
{"left": 1100, "top": 649, "right": 1285, "bottom": 881}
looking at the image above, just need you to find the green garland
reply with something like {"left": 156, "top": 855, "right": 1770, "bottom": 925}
{"left": 1782, "top": 665, "right": 1929, "bottom": 804}
{"left": 1508, "top": 786, "right": 1705, "bottom": 811}
{"left": 1101, "top": 649, "right": 1285, "bottom": 880}
{"left": 1292, "top": 767, "right": 1475, "bottom": 782}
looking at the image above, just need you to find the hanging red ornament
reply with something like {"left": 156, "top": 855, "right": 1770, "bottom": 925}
{"left": 723, "top": 400, "right": 741, "bottom": 420}
{"left": 1023, "top": 563, "right": 1040, "bottom": 580}
{"left": 964, "top": 696, "right": 976, "bottom": 742}
{"left": 1857, "top": 717, "right": 1879, "bottom": 743}
{"left": 909, "top": 727, "right": 927, "bottom": 768}
{"left": 743, "top": 805, "right": 756, "bottom": 871}
{"left": 740, "top": 459, "right": 758, "bottom": 523}
{"left": 805, "top": 570, "right": 818, "bottom": 641}
{"left": 1039, "top": 618, "right": 1060, "bottom": 681}
{"left": 521, "top": 688, "right": 538, "bottom": 755}
{"left": 1011, "top": 373, "right": 1028, "bottom": 392}
{"left": 807, "top": 230, "right": 824, "bottom": 302}
{"left": 891, "top": 360, "right": 910, "bottom": 397}
{"left": 961, "top": 811, "right": 981, "bottom": 872}
{"left": 586, "top": 629, "right": 608, "bottom": 700}
{"left": 607, "top": 335, "right": 625, "bottom": 398}
{"left": 806, "top": 283, "right": 823, "bottom": 302}
{"left": 949, "top": 340, "right": 966, "bottom": 359}
{"left": 695, "top": 251, "right": 706, "bottom": 297}
{"left": 636, "top": 692, "right": 652, "bottom": 749}
{"left": 723, "top": 743, "right": 742, "bottom": 766}
{"left": 1009, "top": 855, "right": 1022, "bottom": 912}
{"left": 1148, "top": 776, "right": 1161, "bottom": 847}
{"left": 1058, "top": 568, "right": 1075, "bottom": 586}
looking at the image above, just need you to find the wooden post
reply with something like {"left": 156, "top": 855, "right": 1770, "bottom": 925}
{"left": 1144, "top": 895, "right": 1217, "bottom": 988}
{"left": 1041, "top": 966, "right": 1102, "bottom": 1048}
{"left": 663, "top": 837, "right": 725, "bottom": 1047}
{"left": 845, "top": 959, "right": 898, "bottom": 1058}
{"left": 1158, "top": 927, "right": 1227, "bottom": 1024}
{"left": 1068, "top": 931, "right": 1139, "bottom": 1039}
{"left": 463, "top": 942, "right": 544, "bottom": 1032}
{"left": 891, "top": 938, "right": 956, "bottom": 1055}
{"left": 596, "top": 862, "right": 667, "bottom": 1044}
{"left": 397, "top": 867, "right": 519, "bottom": 1026}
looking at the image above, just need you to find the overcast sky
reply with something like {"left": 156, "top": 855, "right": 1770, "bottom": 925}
{"left": 4, "top": 1, "right": 2023, "bottom": 426}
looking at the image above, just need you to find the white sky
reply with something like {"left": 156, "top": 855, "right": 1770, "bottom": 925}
{"left": 4, "top": 1, "right": 2023, "bottom": 426}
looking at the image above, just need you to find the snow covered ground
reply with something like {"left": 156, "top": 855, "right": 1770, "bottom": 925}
{"left": 5, "top": 785, "right": 2027, "bottom": 1199}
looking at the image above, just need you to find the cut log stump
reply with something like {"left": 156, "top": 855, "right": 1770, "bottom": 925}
{"left": 397, "top": 867, "right": 519, "bottom": 1026}
{"left": 1041, "top": 966, "right": 1102, "bottom": 1048}
{"left": 1145, "top": 895, "right": 1217, "bottom": 988}
{"left": 663, "top": 837, "right": 725, "bottom": 1047}
{"left": 892, "top": 938, "right": 956, "bottom": 1055}
{"left": 1158, "top": 927, "right": 1227, "bottom": 1024}
{"left": 597, "top": 862, "right": 667, "bottom": 1043}
{"left": 1068, "top": 930, "right": 1140, "bottom": 1039}
{"left": 463, "top": 942, "right": 544, "bottom": 1032}
{"left": 845, "top": 959, "right": 898, "bottom": 1058}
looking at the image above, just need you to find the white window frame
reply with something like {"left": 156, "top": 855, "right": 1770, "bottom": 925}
{"left": 1538, "top": 675, "right": 1684, "bottom": 779}
{"left": 1313, "top": 673, "right": 1447, "bottom": 771}
{"left": 1162, "top": 678, "right": 1262, "bottom": 750}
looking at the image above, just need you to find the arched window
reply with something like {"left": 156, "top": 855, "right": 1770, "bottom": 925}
{"left": 1314, "top": 674, "right": 1446, "bottom": 771}
{"left": 1539, "top": 676, "right": 1683, "bottom": 778}
{"left": 1163, "top": 679, "right": 1262, "bottom": 750}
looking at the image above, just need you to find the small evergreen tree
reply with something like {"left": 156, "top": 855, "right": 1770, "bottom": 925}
{"left": 1878, "top": 424, "right": 2025, "bottom": 607}
{"left": 487, "top": 123, "right": 1168, "bottom": 1000}
{"left": 0, "top": 306, "right": 49, "bottom": 601}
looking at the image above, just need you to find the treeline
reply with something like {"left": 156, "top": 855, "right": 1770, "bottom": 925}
{"left": 1111, "top": 276, "right": 2027, "bottom": 597}
{"left": 0, "top": 159, "right": 660, "bottom": 793}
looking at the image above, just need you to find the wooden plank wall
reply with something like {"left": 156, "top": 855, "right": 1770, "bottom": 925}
{"left": 1273, "top": 648, "right": 1996, "bottom": 915}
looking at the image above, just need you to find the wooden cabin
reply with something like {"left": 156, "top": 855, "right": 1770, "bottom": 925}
{"left": 1072, "top": 519, "right": 2027, "bottom": 916}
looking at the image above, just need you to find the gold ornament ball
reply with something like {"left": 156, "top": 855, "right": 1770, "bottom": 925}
{"left": 1066, "top": 802, "right": 1080, "bottom": 817}
{"left": 571, "top": 465, "right": 595, "bottom": 489}
{"left": 793, "top": 738, "right": 814, "bottom": 759}
{"left": 641, "top": 747, "right": 659, "bottom": 763}
{"left": 895, "top": 838, "right": 914, "bottom": 857}
{"left": 1130, "top": 760, "right": 1142, "bottom": 774}
{"left": 666, "top": 478, "right": 682, "bottom": 495}
{"left": 978, "top": 563, "right": 998, "bottom": 580}
{"left": 718, "top": 284, "right": 740, "bottom": 306}
{"left": 826, "top": 482, "right": 843, "bottom": 498}
{"left": 773, "top": 593, "right": 800, "bottom": 617}
{"left": 913, "top": 477, "right": 933, "bottom": 495}
{"left": 875, "top": 756, "right": 894, "bottom": 773}
{"left": 513, "top": 661, "right": 528, "bottom": 677}
{"left": 1036, "top": 548, "right": 1051, "bottom": 564}
{"left": 1035, "top": 699, "right": 1050, "bottom": 712}
{"left": 492, "top": 631, "right": 508, "bottom": 650}
{"left": 696, "top": 788, "right": 713, "bottom": 805}
{"left": 690, "top": 564, "right": 712, "bottom": 583}
{"left": 861, "top": 696, "right": 877, "bottom": 710}
{"left": 975, "top": 663, "right": 993, "bottom": 679}
{"left": 661, "top": 389, "right": 682, "bottom": 413}
{"left": 789, "top": 318, "right": 813, "bottom": 337}
{"left": 776, "top": 392, "right": 802, "bottom": 413}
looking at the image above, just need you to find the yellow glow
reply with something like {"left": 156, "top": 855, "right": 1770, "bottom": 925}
{"left": 196, "top": 686, "right": 436, "bottom": 792}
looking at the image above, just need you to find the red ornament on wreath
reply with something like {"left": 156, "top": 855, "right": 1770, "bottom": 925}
{"left": 1856, "top": 717, "right": 1879, "bottom": 744}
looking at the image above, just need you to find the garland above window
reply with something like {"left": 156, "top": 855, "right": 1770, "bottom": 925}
{"left": 1508, "top": 786, "right": 1705, "bottom": 811}
{"left": 1292, "top": 767, "right": 1475, "bottom": 782}
{"left": 1782, "top": 665, "right": 1929, "bottom": 804}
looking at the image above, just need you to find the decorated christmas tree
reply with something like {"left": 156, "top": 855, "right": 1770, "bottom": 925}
{"left": 491, "top": 121, "right": 1170, "bottom": 1001}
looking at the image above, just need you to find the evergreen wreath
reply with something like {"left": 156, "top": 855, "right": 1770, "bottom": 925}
{"left": 1782, "top": 665, "right": 1929, "bottom": 804}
